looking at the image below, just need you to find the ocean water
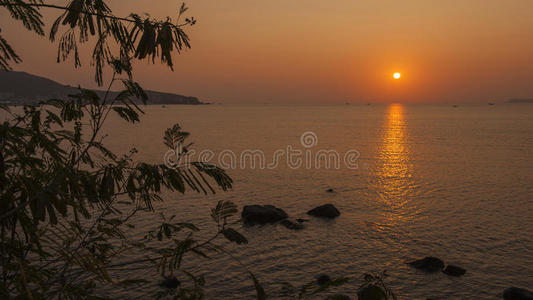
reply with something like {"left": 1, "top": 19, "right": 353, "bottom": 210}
{"left": 9, "top": 103, "right": 533, "bottom": 299}
{"left": 97, "top": 103, "right": 532, "bottom": 299}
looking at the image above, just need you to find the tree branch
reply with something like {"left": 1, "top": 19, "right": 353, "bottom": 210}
{"left": 0, "top": 2, "right": 191, "bottom": 28}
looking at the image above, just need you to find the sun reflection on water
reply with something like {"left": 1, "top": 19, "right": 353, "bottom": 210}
{"left": 374, "top": 104, "right": 416, "bottom": 227}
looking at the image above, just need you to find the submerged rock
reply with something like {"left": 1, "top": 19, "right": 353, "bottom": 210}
{"left": 296, "top": 218, "right": 309, "bottom": 223}
{"left": 326, "top": 294, "right": 351, "bottom": 300}
{"left": 442, "top": 265, "right": 466, "bottom": 277}
{"left": 242, "top": 205, "right": 288, "bottom": 225}
{"left": 503, "top": 287, "right": 533, "bottom": 300}
{"left": 316, "top": 274, "right": 332, "bottom": 285}
{"left": 160, "top": 276, "right": 180, "bottom": 289}
{"left": 280, "top": 219, "right": 304, "bottom": 230}
{"left": 357, "top": 284, "right": 387, "bottom": 300}
{"left": 407, "top": 256, "right": 445, "bottom": 273}
{"left": 307, "top": 204, "right": 340, "bottom": 219}
{"left": 326, "top": 188, "right": 335, "bottom": 193}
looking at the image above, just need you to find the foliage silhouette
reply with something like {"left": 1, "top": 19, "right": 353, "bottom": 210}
{"left": 0, "top": 1, "right": 396, "bottom": 299}
{"left": 357, "top": 271, "right": 397, "bottom": 300}
{"left": 0, "top": 1, "right": 264, "bottom": 299}
{"left": 0, "top": 0, "right": 194, "bottom": 84}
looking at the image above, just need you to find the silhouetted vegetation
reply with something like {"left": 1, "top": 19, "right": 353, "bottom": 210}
{"left": 0, "top": 1, "right": 398, "bottom": 299}
{"left": 0, "top": 1, "right": 262, "bottom": 298}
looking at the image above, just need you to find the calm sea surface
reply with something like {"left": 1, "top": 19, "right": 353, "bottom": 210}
{"left": 13, "top": 104, "right": 533, "bottom": 298}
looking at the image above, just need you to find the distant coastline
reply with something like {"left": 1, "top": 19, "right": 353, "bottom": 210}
{"left": 507, "top": 98, "right": 533, "bottom": 104}
{"left": 0, "top": 71, "right": 206, "bottom": 105}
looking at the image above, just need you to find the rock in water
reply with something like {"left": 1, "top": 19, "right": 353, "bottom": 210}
{"left": 242, "top": 205, "right": 288, "bottom": 225}
{"left": 503, "top": 287, "right": 533, "bottom": 300}
{"left": 160, "top": 276, "right": 180, "bottom": 289}
{"left": 280, "top": 219, "right": 304, "bottom": 230}
{"left": 357, "top": 284, "right": 387, "bottom": 300}
{"left": 442, "top": 265, "right": 466, "bottom": 277}
{"left": 307, "top": 204, "right": 340, "bottom": 219}
{"left": 296, "top": 218, "right": 309, "bottom": 223}
{"left": 407, "top": 257, "right": 445, "bottom": 273}
{"left": 316, "top": 274, "right": 332, "bottom": 285}
{"left": 326, "top": 294, "right": 351, "bottom": 300}
{"left": 326, "top": 188, "right": 335, "bottom": 193}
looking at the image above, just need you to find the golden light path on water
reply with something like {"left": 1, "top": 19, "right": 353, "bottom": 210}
{"left": 375, "top": 104, "right": 417, "bottom": 228}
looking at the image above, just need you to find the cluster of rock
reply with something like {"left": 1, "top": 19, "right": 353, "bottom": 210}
{"left": 241, "top": 202, "right": 340, "bottom": 231}
{"left": 404, "top": 257, "right": 533, "bottom": 299}
{"left": 237, "top": 189, "right": 532, "bottom": 300}
{"left": 241, "top": 205, "right": 288, "bottom": 225}
{"left": 407, "top": 256, "right": 466, "bottom": 277}
{"left": 503, "top": 287, "right": 533, "bottom": 300}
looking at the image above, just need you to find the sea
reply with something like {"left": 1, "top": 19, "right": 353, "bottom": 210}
{"left": 10, "top": 103, "right": 533, "bottom": 299}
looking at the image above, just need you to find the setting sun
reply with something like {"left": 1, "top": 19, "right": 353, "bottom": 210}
{"left": 393, "top": 72, "right": 401, "bottom": 79}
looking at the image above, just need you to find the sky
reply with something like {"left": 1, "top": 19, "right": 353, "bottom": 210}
{"left": 3, "top": 0, "right": 533, "bottom": 103}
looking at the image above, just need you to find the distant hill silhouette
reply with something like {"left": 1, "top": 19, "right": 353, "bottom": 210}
{"left": 0, "top": 71, "right": 203, "bottom": 105}
{"left": 508, "top": 98, "right": 533, "bottom": 104}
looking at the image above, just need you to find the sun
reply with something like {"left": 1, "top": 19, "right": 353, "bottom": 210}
{"left": 393, "top": 72, "right": 401, "bottom": 79}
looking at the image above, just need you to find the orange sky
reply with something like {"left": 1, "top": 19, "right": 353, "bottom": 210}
{"left": 2, "top": 0, "right": 533, "bottom": 103}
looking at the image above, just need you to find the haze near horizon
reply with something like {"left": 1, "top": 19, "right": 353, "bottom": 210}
{"left": 2, "top": 0, "right": 533, "bottom": 104}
